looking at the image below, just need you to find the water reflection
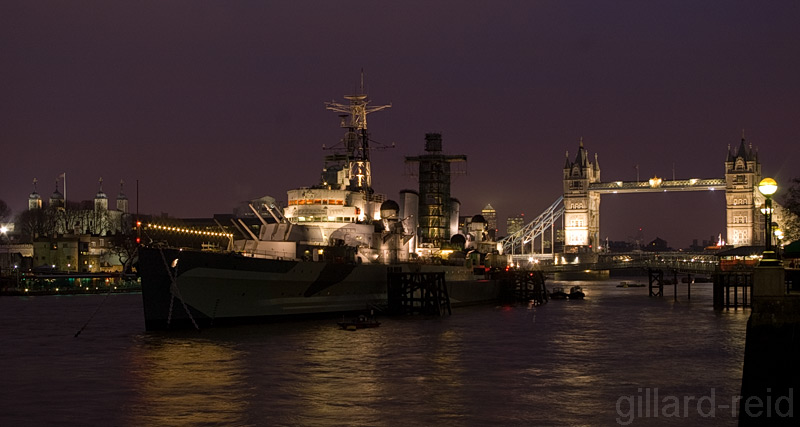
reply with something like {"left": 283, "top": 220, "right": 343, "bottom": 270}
{"left": 109, "top": 280, "right": 749, "bottom": 426}
{"left": 290, "top": 326, "right": 389, "bottom": 425}
{"left": 125, "top": 334, "right": 250, "bottom": 427}
{"left": 284, "top": 321, "right": 468, "bottom": 426}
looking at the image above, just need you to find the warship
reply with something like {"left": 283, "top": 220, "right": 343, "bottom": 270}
{"left": 138, "top": 82, "right": 505, "bottom": 330}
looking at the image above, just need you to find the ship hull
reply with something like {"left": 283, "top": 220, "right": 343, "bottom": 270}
{"left": 138, "top": 247, "right": 500, "bottom": 330}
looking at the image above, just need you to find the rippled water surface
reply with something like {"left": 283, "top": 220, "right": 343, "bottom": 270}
{"left": 1, "top": 278, "right": 748, "bottom": 426}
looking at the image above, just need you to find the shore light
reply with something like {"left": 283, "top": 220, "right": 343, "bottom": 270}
{"left": 758, "top": 177, "right": 779, "bottom": 266}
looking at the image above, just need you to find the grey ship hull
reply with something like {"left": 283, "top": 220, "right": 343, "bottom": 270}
{"left": 138, "top": 247, "right": 500, "bottom": 330}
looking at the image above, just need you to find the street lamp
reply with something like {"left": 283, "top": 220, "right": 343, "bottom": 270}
{"left": 775, "top": 228, "right": 785, "bottom": 259}
{"left": 758, "top": 177, "right": 779, "bottom": 266}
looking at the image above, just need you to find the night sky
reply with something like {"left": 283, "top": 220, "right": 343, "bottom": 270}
{"left": 2, "top": 1, "right": 799, "bottom": 248}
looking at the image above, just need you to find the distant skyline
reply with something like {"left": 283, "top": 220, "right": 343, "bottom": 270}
{"left": 2, "top": 1, "right": 799, "bottom": 248}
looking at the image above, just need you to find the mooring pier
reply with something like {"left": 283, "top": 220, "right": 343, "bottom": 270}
{"left": 387, "top": 271, "right": 451, "bottom": 316}
{"left": 496, "top": 270, "right": 548, "bottom": 305}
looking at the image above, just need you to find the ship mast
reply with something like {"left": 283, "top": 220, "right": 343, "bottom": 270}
{"left": 324, "top": 73, "right": 391, "bottom": 194}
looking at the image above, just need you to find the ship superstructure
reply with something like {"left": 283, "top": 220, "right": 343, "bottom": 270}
{"left": 231, "top": 83, "right": 412, "bottom": 264}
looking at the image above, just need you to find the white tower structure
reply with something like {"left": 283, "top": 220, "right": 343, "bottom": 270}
{"left": 116, "top": 180, "right": 129, "bottom": 213}
{"left": 94, "top": 177, "right": 108, "bottom": 212}
{"left": 28, "top": 178, "right": 42, "bottom": 210}
{"left": 49, "top": 179, "right": 65, "bottom": 210}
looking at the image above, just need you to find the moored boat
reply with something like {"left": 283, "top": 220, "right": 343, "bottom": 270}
{"left": 568, "top": 285, "right": 585, "bottom": 300}
{"left": 550, "top": 286, "right": 568, "bottom": 300}
{"left": 337, "top": 314, "right": 381, "bottom": 330}
{"left": 137, "top": 82, "right": 506, "bottom": 330}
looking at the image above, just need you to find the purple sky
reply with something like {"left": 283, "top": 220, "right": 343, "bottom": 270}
{"left": 2, "top": 1, "right": 799, "bottom": 248}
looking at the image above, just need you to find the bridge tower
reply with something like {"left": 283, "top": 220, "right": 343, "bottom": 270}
{"left": 563, "top": 139, "right": 601, "bottom": 252}
{"left": 724, "top": 135, "right": 763, "bottom": 246}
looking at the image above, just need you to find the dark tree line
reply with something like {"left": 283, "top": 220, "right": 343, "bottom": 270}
{"left": 780, "top": 178, "right": 800, "bottom": 242}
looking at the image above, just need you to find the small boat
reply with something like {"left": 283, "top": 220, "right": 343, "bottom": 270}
{"left": 568, "top": 286, "right": 585, "bottom": 300}
{"left": 550, "top": 287, "right": 568, "bottom": 300}
{"left": 337, "top": 314, "right": 381, "bottom": 330}
{"left": 617, "top": 281, "right": 645, "bottom": 288}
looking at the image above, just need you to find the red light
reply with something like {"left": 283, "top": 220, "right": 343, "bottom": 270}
{"left": 135, "top": 237, "right": 141, "bottom": 244}
{"left": 136, "top": 221, "right": 142, "bottom": 227}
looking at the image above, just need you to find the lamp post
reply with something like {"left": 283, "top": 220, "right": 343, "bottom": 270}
{"left": 757, "top": 177, "right": 779, "bottom": 266}
{"left": 774, "top": 228, "right": 784, "bottom": 259}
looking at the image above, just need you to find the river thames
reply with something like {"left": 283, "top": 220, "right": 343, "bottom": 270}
{"left": 1, "top": 278, "right": 748, "bottom": 426}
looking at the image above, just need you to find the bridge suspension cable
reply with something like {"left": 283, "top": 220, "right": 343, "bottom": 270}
{"left": 500, "top": 197, "right": 564, "bottom": 255}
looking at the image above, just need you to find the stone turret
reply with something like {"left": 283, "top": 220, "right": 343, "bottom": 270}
{"left": 116, "top": 180, "right": 128, "bottom": 213}
{"left": 724, "top": 133, "right": 762, "bottom": 246}
{"left": 563, "top": 138, "right": 601, "bottom": 250}
{"left": 49, "top": 180, "right": 64, "bottom": 209}
{"left": 94, "top": 177, "right": 108, "bottom": 212}
{"left": 28, "top": 178, "right": 42, "bottom": 210}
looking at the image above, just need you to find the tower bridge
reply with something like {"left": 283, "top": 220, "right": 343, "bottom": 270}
{"left": 501, "top": 135, "right": 781, "bottom": 259}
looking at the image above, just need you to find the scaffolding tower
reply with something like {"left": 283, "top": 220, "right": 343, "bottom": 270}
{"left": 405, "top": 133, "right": 467, "bottom": 246}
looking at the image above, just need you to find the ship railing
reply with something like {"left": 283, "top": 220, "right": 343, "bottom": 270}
{"left": 239, "top": 248, "right": 297, "bottom": 261}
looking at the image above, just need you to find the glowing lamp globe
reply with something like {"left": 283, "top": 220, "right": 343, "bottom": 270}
{"left": 758, "top": 177, "right": 778, "bottom": 196}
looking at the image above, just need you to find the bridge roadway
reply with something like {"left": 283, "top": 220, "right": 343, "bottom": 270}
{"left": 589, "top": 178, "right": 726, "bottom": 193}
{"left": 515, "top": 252, "right": 720, "bottom": 275}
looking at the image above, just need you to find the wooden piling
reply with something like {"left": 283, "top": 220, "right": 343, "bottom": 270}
{"left": 648, "top": 269, "right": 664, "bottom": 297}
{"left": 673, "top": 271, "right": 678, "bottom": 301}
{"left": 687, "top": 274, "right": 692, "bottom": 300}
{"left": 712, "top": 272, "right": 752, "bottom": 310}
{"left": 387, "top": 271, "right": 451, "bottom": 316}
{"left": 497, "top": 270, "right": 548, "bottom": 305}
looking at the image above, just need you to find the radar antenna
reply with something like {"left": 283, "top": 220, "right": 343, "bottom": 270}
{"left": 324, "top": 71, "right": 391, "bottom": 193}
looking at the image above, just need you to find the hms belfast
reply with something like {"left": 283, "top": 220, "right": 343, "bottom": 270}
{"left": 137, "top": 81, "right": 505, "bottom": 330}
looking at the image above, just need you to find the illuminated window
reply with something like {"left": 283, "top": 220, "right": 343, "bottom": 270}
{"left": 568, "top": 219, "right": 585, "bottom": 227}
